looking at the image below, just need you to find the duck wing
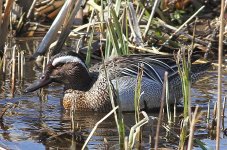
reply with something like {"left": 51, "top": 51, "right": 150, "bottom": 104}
{"left": 90, "top": 55, "right": 179, "bottom": 84}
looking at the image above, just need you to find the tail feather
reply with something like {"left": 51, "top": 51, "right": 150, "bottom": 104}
{"left": 191, "top": 62, "right": 211, "bottom": 74}
{"left": 168, "top": 62, "right": 211, "bottom": 83}
{"left": 190, "top": 62, "right": 211, "bottom": 82}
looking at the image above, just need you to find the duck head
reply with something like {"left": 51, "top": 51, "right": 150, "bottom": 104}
{"left": 25, "top": 51, "right": 92, "bottom": 93}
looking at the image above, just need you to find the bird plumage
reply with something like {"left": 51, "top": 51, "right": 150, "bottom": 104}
{"left": 25, "top": 51, "right": 211, "bottom": 112}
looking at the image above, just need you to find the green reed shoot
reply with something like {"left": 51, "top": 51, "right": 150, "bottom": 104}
{"left": 115, "top": 0, "right": 121, "bottom": 16}
{"left": 107, "top": 19, "right": 121, "bottom": 56}
{"left": 105, "top": 32, "right": 112, "bottom": 58}
{"left": 110, "top": 7, "right": 128, "bottom": 55}
{"left": 114, "top": 80, "right": 126, "bottom": 149}
{"left": 176, "top": 47, "right": 192, "bottom": 149}
{"left": 100, "top": 46, "right": 125, "bottom": 149}
{"left": 134, "top": 64, "right": 143, "bottom": 123}
{"left": 132, "top": 63, "right": 144, "bottom": 147}
{"left": 98, "top": 3, "right": 126, "bottom": 148}
{"left": 105, "top": 6, "right": 129, "bottom": 58}
{"left": 176, "top": 47, "right": 192, "bottom": 117}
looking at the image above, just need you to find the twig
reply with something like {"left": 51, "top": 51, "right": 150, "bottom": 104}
{"left": 87, "top": 0, "right": 101, "bottom": 12}
{"left": 17, "top": 51, "right": 20, "bottom": 80}
{"left": 158, "top": 5, "right": 205, "bottom": 51}
{"left": 20, "top": 51, "right": 24, "bottom": 80}
{"left": 0, "top": 0, "right": 2, "bottom": 31}
{"left": 216, "top": 0, "right": 224, "bottom": 149}
{"left": 187, "top": 106, "right": 201, "bottom": 150}
{"left": 138, "top": 8, "right": 145, "bottom": 23}
{"left": 154, "top": 72, "right": 168, "bottom": 149}
{"left": 11, "top": 45, "right": 16, "bottom": 97}
{"left": 0, "top": 0, "right": 14, "bottom": 53}
{"left": 128, "top": 2, "right": 143, "bottom": 46}
{"left": 204, "top": 27, "right": 218, "bottom": 58}
{"left": 222, "top": 97, "right": 226, "bottom": 130}
{"left": 211, "top": 62, "right": 227, "bottom": 69}
{"left": 42, "top": 57, "right": 47, "bottom": 73}
{"left": 0, "top": 103, "right": 15, "bottom": 120}
{"left": 162, "top": 124, "right": 180, "bottom": 139}
{"left": 82, "top": 106, "right": 118, "bottom": 150}
{"left": 128, "top": 111, "right": 149, "bottom": 148}
{"left": 155, "top": 19, "right": 209, "bottom": 46}
{"left": 143, "top": 0, "right": 161, "bottom": 37}
{"left": 27, "top": 0, "right": 38, "bottom": 19}
{"left": 128, "top": 43, "right": 171, "bottom": 55}
{"left": 207, "top": 100, "right": 211, "bottom": 125}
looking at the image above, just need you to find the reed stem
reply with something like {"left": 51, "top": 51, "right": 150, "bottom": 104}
{"left": 133, "top": 63, "right": 144, "bottom": 146}
{"left": 222, "top": 97, "right": 226, "bottom": 130}
{"left": 143, "top": 0, "right": 160, "bottom": 37}
{"left": 82, "top": 106, "right": 119, "bottom": 150}
{"left": 42, "top": 57, "right": 47, "bottom": 73}
{"left": 158, "top": 6, "right": 205, "bottom": 51}
{"left": 0, "top": 0, "right": 14, "bottom": 53}
{"left": 216, "top": 0, "right": 224, "bottom": 149}
{"left": 176, "top": 47, "right": 192, "bottom": 149}
{"left": 0, "top": 0, "right": 2, "bottom": 31}
{"left": 27, "top": 0, "right": 38, "bottom": 19}
{"left": 187, "top": 106, "right": 201, "bottom": 150}
{"left": 20, "top": 51, "right": 24, "bottom": 80}
{"left": 2, "top": 46, "right": 7, "bottom": 76}
{"left": 154, "top": 72, "right": 168, "bottom": 149}
{"left": 11, "top": 45, "right": 16, "bottom": 97}
{"left": 17, "top": 51, "right": 21, "bottom": 79}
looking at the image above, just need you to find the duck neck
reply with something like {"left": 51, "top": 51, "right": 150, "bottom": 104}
{"left": 64, "top": 68, "right": 93, "bottom": 91}
{"left": 84, "top": 74, "right": 112, "bottom": 111}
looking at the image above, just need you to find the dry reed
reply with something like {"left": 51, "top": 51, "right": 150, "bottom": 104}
{"left": 216, "top": 0, "right": 225, "bottom": 149}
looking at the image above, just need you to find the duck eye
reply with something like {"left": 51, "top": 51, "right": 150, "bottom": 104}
{"left": 55, "top": 63, "right": 64, "bottom": 68}
{"left": 40, "top": 75, "right": 45, "bottom": 79}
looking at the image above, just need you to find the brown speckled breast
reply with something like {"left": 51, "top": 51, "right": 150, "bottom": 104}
{"left": 62, "top": 75, "right": 113, "bottom": 112}
{"left": 63, "top": 89, "right": 76, "bottom": 109}
{"left": 63, "top": 89, "right": 87, "bottom": 110}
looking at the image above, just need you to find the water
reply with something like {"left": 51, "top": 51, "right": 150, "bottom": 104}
{"left": 0, "top": 39, "right": 227, "bottom": 149}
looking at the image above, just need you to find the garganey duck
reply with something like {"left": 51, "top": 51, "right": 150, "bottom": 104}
{"left": 25, "top": 51, "right": 210, "bottom": 112}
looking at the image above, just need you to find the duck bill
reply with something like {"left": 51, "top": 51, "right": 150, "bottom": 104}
{"left": 25, "top": 76, "right": 52, "bottom": 93}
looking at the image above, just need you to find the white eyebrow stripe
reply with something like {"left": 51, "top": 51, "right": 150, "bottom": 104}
{"left": 52, "top": 56, "right": 87, "bottom": 68}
